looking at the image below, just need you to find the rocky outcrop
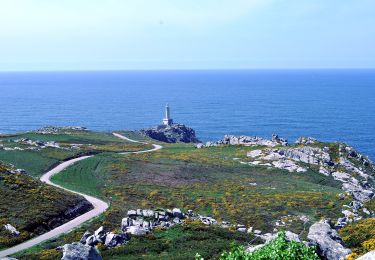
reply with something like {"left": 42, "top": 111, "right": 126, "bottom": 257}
{"left": 307, "top": 219, "right": 351, "bottom": 260}
{"left": 198, "top": 134, "right": 288, "bottom": 148}
{"left": 242, "top": 139, "right": 375, "bottom": 228}
{"left": 33, "top": 126, "right": 87, "bottom": 135}
{"left": 3, "top": 224, "right": 20, "bottom": 236}
{"left": 357, "top": 250, "right": 375, "bottom": 260}
{"left": 61, "top": 242, "right": 102, "bottom": 260}
{"left": 140, "top": 124, "right": 200, "bottom": 143}
{"left": 295, "top": 136, "right": 317, "bottom": 145}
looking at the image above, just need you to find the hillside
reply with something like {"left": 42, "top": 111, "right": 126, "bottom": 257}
{"left": 0, "top": 129, "right": 374, "bottom": 259}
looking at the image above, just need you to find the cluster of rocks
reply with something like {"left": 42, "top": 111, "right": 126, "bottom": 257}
{"left": 33, "top": 126, "right": 87, "bottom": 134}
{"left": 247, "top": 145, "right": 333, "bottom": 173}
{"left": 197, "top": 134, "right": 288, "bottom": 148}
{"left": 140, "top": 124, "right": 200, "bottom": 143}
{"left": 14, "top": 138, "right": 61, "bottom": 149}
{"left": 61, "top": 208, "right": 263, "bottom": 259}
{"left": 243, "top": 137, "right": 375, "bottom": 229}
{"left": 247, "top": 219, "right": 353, "bottom": 260}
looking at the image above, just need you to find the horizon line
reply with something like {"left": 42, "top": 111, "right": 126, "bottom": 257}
{"left": 1, "top": 67, "right": 375, "bottom": 73}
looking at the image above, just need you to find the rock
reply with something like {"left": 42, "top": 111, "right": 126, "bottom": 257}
{"left": 125, "top": 226, "right": 149, "bottom": 236}
{"left": 338, "top": 193, "right": 345, "bottom": 200}
{"left": 94, "top": 226, "right": 106, "bottom": 241}
{"left": 271, "top": 134, "right": 288, "bottom": 146}
{"left": 285, "top": 231, "right": 301, "bottom": 242}
{"left": 246, "top": 244, "right": 265, "bottom": 253}
{"left": 254, "top": 230, "right": 262, "bottom": 235}
{"left": 335, "top": 217, "right": 349, "bottom": 228}
{"left": 196, "top": 143, "right": 204, "bottom": 149}
{"left": 357, "top": 250, "right": 375, "bottom": 260}
{"left": 127, "top": 210, "right": 137, "bottom": 217}
{"left": 295, "top": 137, "right": 317, "bottom": 145}
{"left": 121, "top": 217, "right": 133, "bottom": 230}
{"left": 307, "top": 219, "right": 351, "bottom": 260}
{"left": 172, "top": 208, "right": 184, "bottom": 219}
{"left": 247, "top": 150, "right": 263, "bottom": 158}
{"left": 142, "top": 209, "right": 154, "bottom": 218}
{"left": 84, "top": 235, "right": 96, "bottom": 246}
{"left": 0, "top": 258, "right": 18, "bottom": 260}
{"left": 3, "top": 224, "right": 20, "bottom": 236}
{"left": 80, "top": 231, "right": 92, "bottom": 244}
{"left": 104, "top": 233, "right": 129, "bottom": 247}
{"left": 363, "top": 208, "right": 371, "bottom": 215}
{"left": 61, "top": 242, "right": 102, "bottom": 260}
{"left": 272, "top": 159, "right": 307, "bottom": 173}
{"left": 140, "top": 124, "right": 200, "bottom": 143}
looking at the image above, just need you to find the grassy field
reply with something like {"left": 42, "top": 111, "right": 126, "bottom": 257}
{"left": 2, "top": 130, "right": 368, "bottom": 259}
{"left": 0, "top": 130, "right": 151, "bottom": 177}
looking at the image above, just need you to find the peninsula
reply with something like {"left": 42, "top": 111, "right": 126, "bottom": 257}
{"left": 0, "top": 109, "right": 374, "bottom": 260}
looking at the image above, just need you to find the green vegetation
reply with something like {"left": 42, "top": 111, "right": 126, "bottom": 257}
{"left": 0, "top": 130, "right": 151, "bottom": 177}
{"left": 211, "top": 232, "right": 319, "bottom": 260}
{"left": 0, "top": 163, "right": 92, "bottom": 250}
{"left": 339, "top": 218, "right": 375, "bottom": 259}
{"left": 1, "top": 130, "right": 370, "bottom": 259}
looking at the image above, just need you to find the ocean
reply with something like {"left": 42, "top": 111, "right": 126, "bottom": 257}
{"left": 0, "top": 69, "right": 375, "bottom": 160}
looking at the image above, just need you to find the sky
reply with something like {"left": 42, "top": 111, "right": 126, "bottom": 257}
{"left": 0, "top": 0, "right": 374, "bottom": 71}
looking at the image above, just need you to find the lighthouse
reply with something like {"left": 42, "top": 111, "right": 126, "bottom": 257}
{"left": 162, "top": 103, "right": 173, "bottom": 126}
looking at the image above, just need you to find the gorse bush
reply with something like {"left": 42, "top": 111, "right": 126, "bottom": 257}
{"left": 196, "top": 232, "right": 319, "bottom": 260}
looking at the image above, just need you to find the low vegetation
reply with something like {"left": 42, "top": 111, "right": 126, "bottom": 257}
{"left": 339, "top": 218, "right": 375, "bottom": 259}
{"left": 0, "top": 162, "right": 92, "bottom": 250}
{"left": 209, "top": 232, "right": 319, "bottom": 260}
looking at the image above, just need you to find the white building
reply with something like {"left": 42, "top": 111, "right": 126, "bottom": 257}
{"left": 162, "top": 103, "right": 173, "bottom": 126}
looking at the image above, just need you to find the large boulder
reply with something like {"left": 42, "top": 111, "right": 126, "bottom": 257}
{"left": 307, "top": 219, "right": 351, "bottom": 260}
{"left": 125, "top": 226, "right": 150, "bottom": 236}
{"left": 61, "top": 242, "right": 102, "bottom": 260}
{"left": 357, "top": 250, "right": 375, "bottom": 260}
{"left": 104, "top": 233, "right": 129, "bottom": 247}
{"left": 140, "top": 124, "right": 200, "bottom": 143}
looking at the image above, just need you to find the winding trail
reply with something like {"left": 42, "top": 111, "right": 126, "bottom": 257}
{"left": 0, "top": 132, "right": 162, "bottom": 258}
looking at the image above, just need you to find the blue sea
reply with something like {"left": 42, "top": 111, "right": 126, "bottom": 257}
{"left": 1, "top": 70, "right": 375, "bottom": 160}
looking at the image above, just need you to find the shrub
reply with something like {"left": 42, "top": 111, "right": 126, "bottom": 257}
{"left": 197, "top": 232, "right": 319, "bottom": 260}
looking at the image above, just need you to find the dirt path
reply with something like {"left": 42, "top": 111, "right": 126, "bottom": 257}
{"left": 0, "top": 133, "right": 162, "bottom": 257}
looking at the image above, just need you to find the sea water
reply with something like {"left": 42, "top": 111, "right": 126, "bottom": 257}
{"left": 0, "top": 69, "right": 374, "bottom": 159}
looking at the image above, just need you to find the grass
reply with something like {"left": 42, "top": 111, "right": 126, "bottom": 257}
{"left": 0, "top": 165, "right": 92, "bottom": 250}
{"left": 2, "top": 130, "right": 372, "bottom": 259}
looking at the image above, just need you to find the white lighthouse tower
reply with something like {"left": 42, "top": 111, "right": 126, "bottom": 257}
{"left": 162, "top": 103, "right": 173, "bottom": 126}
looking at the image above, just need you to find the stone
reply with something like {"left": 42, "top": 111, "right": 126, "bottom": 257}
{"left": 285, "top": 231, "right": 301, "bottom": 242}
{"left": 61, "top": 242, "right": 102, "bottom": 260}
{"left": 338, "top": 193, "right": 345, "bottom": 200}
{"left": 295, "top": 136, "right": 317, "bottom": 145}
{"left": 80, "top": 231, "right": 92, "bottom": 244}
{"left": 94, "top": 226, "right": 106, "bottom": 243}
{"left": 196, "top": 143, "right": 204, "bottom": 149}
{"left": 357, "top": 250, "right": 375, "bottom": 260}
{"left": 247, "top": 150, "right": 263, "bottom": 158}
{"left": 125, "top": 226, "right": 150, "bottom": 236}
{"left": 85, "top": 235, "right": 96, "bottom": 246}
{"left": 127, "top": 210, "right": 137, "bottom": 217}
{"left": 121, "top": 217, "right": 133, "bottom": 230}
{"left": 104, "top": 233, "right": 129, "bottom": 247}
{"left": 307, "top": 219, "right": 351, "bottom": 260}
{"left": 142, "top": 209, "right": 154, "bottom": 218}
{"left": 172, "top": 208, "right": 184, "bottom": 219}
{"left": 3, "top": 224, "right": 20, "bottom": 236}
{"left": 272, "top": 159, "right": 307, "bottom": 173}
{"left": 246, "top": 244, "right": 265, "bottom": 253}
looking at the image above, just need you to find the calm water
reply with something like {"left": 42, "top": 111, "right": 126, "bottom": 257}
{"left": 1, "top": 70, "right": 375, "bottom": 159}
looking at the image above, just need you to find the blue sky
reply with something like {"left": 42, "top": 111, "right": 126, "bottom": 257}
{"left": 0, "top": 0, "right": 374, "bottom": 70}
